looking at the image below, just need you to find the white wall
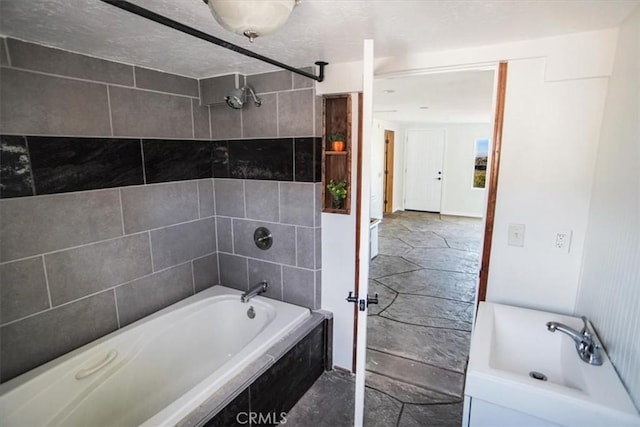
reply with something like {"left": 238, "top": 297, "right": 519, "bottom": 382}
{"left": 486, "top": 57, "right": 608, "bottom": 313}
{"left": 375, "top": 28, "right": 616, "bottom": 81}
{"left": 318, "top": 27, "right": 619, "bottom": 368}
{"left": 442, "top": 124, "right": 491, "bottom": 217}
{"left": 317, "top": 61, "right": 363, "bottom": 95}
{"left": 373, "top": 29, "right": 616, "bottom": 314}
{"left": 371, "top": 119, "right": 385, "bottom": 219}
{"left": 399, "top": 123, "right": 491, "bottom": 217}
{"left": 576, "top": 7, "right": 640, "bottom": 409}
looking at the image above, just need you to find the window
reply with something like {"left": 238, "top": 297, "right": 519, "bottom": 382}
{"left": 473, "top": 138, "right": 489, "bottom": 188}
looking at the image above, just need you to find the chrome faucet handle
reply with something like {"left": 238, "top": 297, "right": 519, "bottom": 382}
{"left": 579, "top": 316, "right": 589, "bottom": 336}
{"left": 547, "top": 316, "right": 604, "bottom": 366}
{"left": 579, "top": 316, "right": 598, "bottom": 345}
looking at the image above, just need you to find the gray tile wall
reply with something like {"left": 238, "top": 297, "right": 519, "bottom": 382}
{"left": 207, "top": 69, "right": 322, "bottom": 139}
{"left": 199, "top": 73, "right": 239, "bottom": 105}
{"left": 214, "top": 179, "right": 322, "bottom": 311}
{"left": 0, "top": 38, "right": 322, "bottom": 383}
{"left": 0, "top": 179, "right": 218, "bottom": 382}
{"left": 0, "top": 38, "right": 210, "bottom": 139}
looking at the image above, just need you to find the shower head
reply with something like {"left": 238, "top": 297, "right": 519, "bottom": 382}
{"left": 225, "top": 86, "right": 262, "bottom": 109}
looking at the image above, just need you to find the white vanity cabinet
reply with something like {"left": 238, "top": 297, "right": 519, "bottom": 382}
{"left": 463, "top": 396, "right": 562, "bottom": 427}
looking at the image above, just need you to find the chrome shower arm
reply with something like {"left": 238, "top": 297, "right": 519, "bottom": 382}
{"left": 245, "top": 86, "right": 262, "bottom": 107}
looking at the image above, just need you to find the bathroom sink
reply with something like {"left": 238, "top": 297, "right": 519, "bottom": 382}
{"left": 465, "top": 302, "right": 640, "bottom": 426}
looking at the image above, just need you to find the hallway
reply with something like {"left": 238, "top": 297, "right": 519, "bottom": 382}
{"left": 366, "top": 211, "right": 482, "bottom": 425}
{"left": 287, "top": 211, "right": 483, "bottom": 426}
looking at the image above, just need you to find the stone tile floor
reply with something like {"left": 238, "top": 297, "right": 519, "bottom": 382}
{"left": 287, "top": 211, "right": 482, "bottom": 426}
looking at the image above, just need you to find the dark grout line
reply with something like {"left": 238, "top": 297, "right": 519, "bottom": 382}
{"left": 363, "top": 383, "right": 404, "bottom": 405}
{"left": 379, "top": 309, "right": 472, "bottom": 325}
{"left": 378, "top": 265, "right": 480, "bottom": 279}
{"left": 433, "top": 231, "right": 453, "bottom": 248}
{"left": 370, "top": 266, "right": 424, "bottom": 280}
{"left": 395, "top": 403, "right": 405, "bottom": 427}
{"left": 372, "top": 278, "right": 399, "bottom": 296}
{"left": 407, "top": 400, "right": 465, "bottom": 407}
{"left": 375, "top": 313, "right": 473, "bottom": 333}
{"left": 392, "top": 291, "right": 475, "bottom": 305}
{"left": 365, "top": 369, "right": 463, "bottom": 401}
{"left": 396, "top": 262, "right": 480, "bottom": 276}
{"left": 376, "top": 289, "right": 400, "bottom": 317}
{"left": 397, "top": 256, "right": 427, "bottom": 269}
{"left": 366, "top": 348, "right": 467, "bottom": 376}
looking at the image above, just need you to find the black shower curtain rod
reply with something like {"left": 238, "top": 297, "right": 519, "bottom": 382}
{"left": 99, "top": 0, "right": 328, "bottom": 82}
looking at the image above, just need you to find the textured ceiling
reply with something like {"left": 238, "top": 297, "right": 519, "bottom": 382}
{"left": 374, "top": 70, "right": 495, "bottom": 124}
{"left": 1, "top": 0, "right": 637, "bottom": 125}
{"left": 0, "top": 0, "right": 638, "bottom": 78}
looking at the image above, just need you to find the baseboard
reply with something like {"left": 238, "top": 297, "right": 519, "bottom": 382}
{"left": 440, "top": 210, "right": 483, "bottom": 218}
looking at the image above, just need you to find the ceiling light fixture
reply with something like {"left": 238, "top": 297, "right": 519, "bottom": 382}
{"left": 204, "top": 0, "right": 300, "bottom": 42}
{"left": 419, "top": 106, "right": 430, "bottom": 109}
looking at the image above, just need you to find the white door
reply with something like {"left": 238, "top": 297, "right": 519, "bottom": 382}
{"left": 405, "top": 130, "right": 445, "bottom": 212}
{"left": 353, "top": 39, "right": 374, "bottom": 427}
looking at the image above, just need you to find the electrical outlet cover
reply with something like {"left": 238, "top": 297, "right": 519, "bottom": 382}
{"left": 554, "top": 230, "right": 572, "bottom": 252}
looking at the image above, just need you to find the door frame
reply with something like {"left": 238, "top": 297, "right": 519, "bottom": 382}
{"left": 477, "top": 61, "right": 508, "bottom": 303}
{"left": 353, "top": 60, "right": 508, "bottom": 425}
{"left": 383, "top": 130, "right": 395, "bottom": 214}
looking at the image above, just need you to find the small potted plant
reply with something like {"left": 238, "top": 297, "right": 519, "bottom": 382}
{"left": 328, "top": 132, "right": 346, "bottom": 152}
{"left": 327, "top": 179, "right": 348, "bottom": 210}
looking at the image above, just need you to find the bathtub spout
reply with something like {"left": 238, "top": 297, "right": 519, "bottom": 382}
{"left": 241, "top": 281, "right": 268, "bottom": 303}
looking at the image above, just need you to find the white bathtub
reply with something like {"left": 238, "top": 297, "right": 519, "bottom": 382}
{"left": 0, "top": 285, "right": 311, "bottom": 427}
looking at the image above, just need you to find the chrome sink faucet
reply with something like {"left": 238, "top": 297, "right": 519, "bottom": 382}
{"left": 546, "top": 316, "right": 603, "bottom": 366}
{"left": 241, "top": 281, "right": 268, "bottom": 303}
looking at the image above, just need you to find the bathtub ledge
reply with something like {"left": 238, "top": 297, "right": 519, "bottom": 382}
{"left": 180, "top": 311, "right": 329, "bottom": 427}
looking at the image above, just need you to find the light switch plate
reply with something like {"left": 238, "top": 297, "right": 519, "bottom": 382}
{"left": 508, "top": 224, "right": 526, "bottom": 247}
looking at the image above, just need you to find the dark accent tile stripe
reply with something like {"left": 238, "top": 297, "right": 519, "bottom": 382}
{"left": 3, "top": 136, "right": 318, "bottom": 199}
{"left": 314, "top": 136, "right": 322, "bottom": 183}
{"left": 294, "top": 137, "right": 316, "bottom": 182}
{"left": 212, "top": 140, "right": 230, "bottom": 178}
{"left": 0, "top": 135, "right": 33, "bottom": 198}
{"left": 143, "top": 140, "right": 212, "bottom": 183}
{"left": 229, "top": 138, "right": 293, "bottom": 181}
{"left": 27, "top": 136, "right": 144, "bottom": 195}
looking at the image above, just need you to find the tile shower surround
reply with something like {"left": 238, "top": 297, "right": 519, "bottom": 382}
{"left": 0, "top": 136, "right": 322, "bottom": 382}
{"left": 0, "top": 37, "right": 323, "bottom": 383}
